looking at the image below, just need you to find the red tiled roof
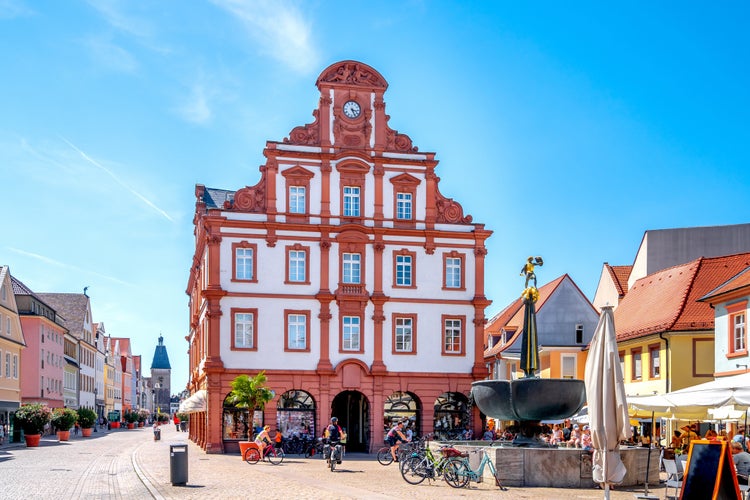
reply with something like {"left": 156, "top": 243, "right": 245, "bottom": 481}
{"left": 484, "top": 275, "right": 568, "bottom": 357}
{"left": 615, "top": 253, "right": 750, "bottom": 341}
{"left": 700, "top": 266, "right": 750, "bottom": 303}
{"left": 607, "top": 264, "right": 633, "bottom": 297}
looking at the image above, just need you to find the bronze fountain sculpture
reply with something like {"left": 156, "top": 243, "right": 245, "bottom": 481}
{"left": 471, "top": 257, "right": 586, "bottom": 446}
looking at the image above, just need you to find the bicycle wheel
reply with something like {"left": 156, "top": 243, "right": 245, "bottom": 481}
{"left": 244, "top": 448, "right": 261, "bottom": 464}
{"left": 267, "top": 448, "right": 285, "bottom": 465}
{"left": 329, "top": 450, "right": 337, "bottom": 471}
{"left": 443, "top": 458, "right": 470, "bottom": 488}
{"left": 400, "top": 456, "right": 427, "bottom": 485}
{"left": 377, "top": 447, "right": 394, "bottom": 465}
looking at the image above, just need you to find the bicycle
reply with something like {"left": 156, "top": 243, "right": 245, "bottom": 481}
{"left": 444, "top": 447, "right": 506, "bottom": 490}
{"left": 324, "top": 441, "right": 343, "bottom": 471}
{"left": 303, "top": 436, "right": 323, "bottom": 458}
{"left": 377, "top": 436, "right": 427, "bottom": 465}
{"left": 400, "top": 444, "right": 465, "bottom": 485}
{"left": 243, "top": 442, "right": 285, "bottom": 465}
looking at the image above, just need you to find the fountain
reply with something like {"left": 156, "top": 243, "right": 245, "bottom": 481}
{"left": 471, "top": 257, "right": 586, "bottom": 446}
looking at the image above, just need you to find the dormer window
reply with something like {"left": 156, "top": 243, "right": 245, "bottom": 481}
{"left": 282, "top": 165, "right": 314, "bottom": 222}
{"left": 389, "top": 173, "right": 420, "bottom": 227}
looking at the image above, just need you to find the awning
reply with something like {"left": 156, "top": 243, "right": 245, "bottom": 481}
{"left": 178, "top": 389, "right": 207, "bottom": 413}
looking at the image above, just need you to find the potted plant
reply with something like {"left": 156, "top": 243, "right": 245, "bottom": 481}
{"left": 51, "top": 408, "right": 78, "bottom": 441}
{"left": 124, "top": 410, "right": 139, "bottom": 429}
{"left": 15, "top": 403, "right": 52, "bottom": 447}
{"left": 77, "top": 407, "right": 97, "bottom": 437}
{"left": 228, "top": 371, "right": 274, "bottom": 458}
{"left": 138, "top": 409, "right": 149, "bottom": 427}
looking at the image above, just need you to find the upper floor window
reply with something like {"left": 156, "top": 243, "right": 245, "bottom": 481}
{"left": 343, "top": 253, "right": 361, "bottom": 284}
{"left": 727, "top": 301, "right": 748, "bottom": 357}
{"left": 232, "top": 309, "right": 257, "bottom": 350}
{"left": 442, "top": 316, "right": 464, "bottom": 355}
{"left": 286, "top": 311, "right": 309, "bottom": 351}
{"left": 343, "top": 186, "right": 360, "bottom": 217}
{"left": 289, "top": 186, "right": 306, "bottom": 214}
{"left": 342, "top": 316, "right": 361, "bottom": 352}
{"left": 649, "top": 344, "right": 660, "bottom": 378}
{"left": 561, "top": 355, "right": 576, "bottom": 379}
{"left": 396, "top": 192, "right": 412, "bottom": 220}
{"left": 394, "top": 251, "right": 415, "bottom": 287}
{"left": 443, "top": 252, "right": 465, "bottom": 290}
{"left": 393, "top": 315, "right": 416, "bottom": 354}
{"left": 575, "top": 324, "right": 584, "bottom": 344}
{"left": 5, "top": 352, "right": 10, "bottom": 377}
{"left": 286, "top": 245, "right": 309, "bottom": 284}
{"left": 232, "top": 242, "right": 258, "bottom": 282}
{"left": 631, "top": 348, "right": 642, "bottom": 380}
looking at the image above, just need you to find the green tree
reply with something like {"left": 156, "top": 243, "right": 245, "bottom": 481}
{"left": 227, "top": 371, "right": 274, "bottom": 410}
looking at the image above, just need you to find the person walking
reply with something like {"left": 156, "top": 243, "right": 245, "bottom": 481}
{"left": 173, "top": 414, "right": 181, "bottom": 432}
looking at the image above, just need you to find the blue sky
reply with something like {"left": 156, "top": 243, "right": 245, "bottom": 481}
{"left": 2, "top": 1, "right": 748, "bottom": 393}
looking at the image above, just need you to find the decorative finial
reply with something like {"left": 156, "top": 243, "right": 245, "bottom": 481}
{"left": 520, "top": 256, "right": 543, "bottom": 302}
{"left": 83, "top": 286, "right": 89, "bottom": 297}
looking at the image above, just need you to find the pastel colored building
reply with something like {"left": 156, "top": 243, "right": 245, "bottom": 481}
{"left": 0, "top": 266, "right": 25, "bottom": 435}
{"left": 614, "top": 253, "right": 750, "bottom": 396}
{"left": 185, "top": 61, "right": 492, "bottom": 453}
{"left": 698, "top": 265, "right": 750, "bottom": 378}
{"left": 12, "top": 276, "right": 65, "bottom": 408}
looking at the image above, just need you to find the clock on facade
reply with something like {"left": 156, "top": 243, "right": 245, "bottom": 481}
{"left": 343, "top": 100, "right": 361, "bottom": 119}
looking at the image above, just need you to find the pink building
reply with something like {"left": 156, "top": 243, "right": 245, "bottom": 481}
{"left": 12, "top": 276, "right": 65, "bottom": 408}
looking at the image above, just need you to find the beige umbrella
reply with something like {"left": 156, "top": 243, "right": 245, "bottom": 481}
{"left": 584, "top": 306, "right": 632, "bottom": 499}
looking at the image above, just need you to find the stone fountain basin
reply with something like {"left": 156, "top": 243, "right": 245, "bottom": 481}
{"left": 471, "top": 379, "right": 586, "bottom": 421}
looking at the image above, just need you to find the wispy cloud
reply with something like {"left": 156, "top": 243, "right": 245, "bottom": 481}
{"left": 211, "top": 0, "right": 319, "bottom": 74}
{"left": 176, "top": 82, "right": 214, "bottom": 124}
{"left": 59, "top": 136, "right": 175, "bottom": 222}
{"left": 7, "top": 247, "right": 135, "bottom": 287}
{"left": 84, "top": 36, "right": 139, "bottom": 73}
{"left": 0, "top": 0, "right": 34, "bottom": 19}
{"left": 85, "top": 0, "right": 153, "bottom": 41}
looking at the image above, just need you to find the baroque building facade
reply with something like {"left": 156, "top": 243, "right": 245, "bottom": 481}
{"left": 186, "top": 61, "right": 492, "bottom": 453}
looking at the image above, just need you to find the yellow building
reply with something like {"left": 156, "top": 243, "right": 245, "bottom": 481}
{"left": 614, "top": 254, "right": 750, "bottom": 396}
{"left": 0, "top": 266, "right": 26, "bottom": 434}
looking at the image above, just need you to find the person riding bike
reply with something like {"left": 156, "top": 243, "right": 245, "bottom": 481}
{"left": 254, "top": 425, "right": 273, "bottom": 457}
{"left": 387, "top": 420, "right": 410, "bottom": 462}
{"left": 325, "top": 417, "right": 343, "bottom": 464}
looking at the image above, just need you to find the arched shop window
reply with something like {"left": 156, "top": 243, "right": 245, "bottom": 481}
{"left": 433, "top": 392, "right": 470, "bottom": 441}
{"left": 384, "top": 391, "right": 421, "bottom": 439}
{"left": 222, "top": 394, "right": 263, "bottom": 441}
{"left": 277, "top": 390, "right": 316, "bottom": 438}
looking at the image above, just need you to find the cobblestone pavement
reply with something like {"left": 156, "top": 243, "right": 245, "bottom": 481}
{"left": 1, "top": 425, "right": 669, "bottom": 499}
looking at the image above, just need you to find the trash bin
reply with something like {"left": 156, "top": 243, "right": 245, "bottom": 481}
{"left": 170, "top": 444, "right": 188, "bottom": 485}
{"left": 153, "top": 427, "right": 161, "bottom": 441}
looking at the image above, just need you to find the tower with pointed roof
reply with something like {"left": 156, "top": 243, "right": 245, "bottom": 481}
{"left": 150, "top": 335, "right": 171, "bottom": 412}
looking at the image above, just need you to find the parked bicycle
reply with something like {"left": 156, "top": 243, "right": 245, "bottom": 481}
{"left": 444, "top": 447, "right": 505, "bottom": 490}
{"left": 303, "top": 437, "right": 324, "bottom": 458}
{"left": 377, "top": 435, "right": 428, "bottom": 465}
{"left": 399, "top": 444, "right": 466, "bottom": 485}
{"left": 243, "top": 442, "right": 285, "bottom": 465}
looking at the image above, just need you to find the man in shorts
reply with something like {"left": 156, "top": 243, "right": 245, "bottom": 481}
{"left": 386, "top": 420, "right": 409, "bottom": 462}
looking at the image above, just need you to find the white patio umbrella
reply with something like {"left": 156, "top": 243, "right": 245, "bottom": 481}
{"left": 585, "top": 306, "right": 632, "bottom": 500}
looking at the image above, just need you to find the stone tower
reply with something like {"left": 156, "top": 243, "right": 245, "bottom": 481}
{"left": 150, "top": 335, "right": 172, "bottom": 413}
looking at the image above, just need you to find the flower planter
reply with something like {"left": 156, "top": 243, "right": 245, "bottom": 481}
{"left": 138, "top": 422, "right": 145, "bottom": 428}
{"left": 127, "top": 423, "right": 135, "bottom": 429}
{"left": 111, "top": 422, "right": 120, "bottom": 429}
{"left": 81, "top": 427, "right": 93, "bottom": 437}
{"left": 24, "top": 434, "right": 42, "bottom": 447}
{"left": 57, "top": 430, "right": 70, "bottom": 441}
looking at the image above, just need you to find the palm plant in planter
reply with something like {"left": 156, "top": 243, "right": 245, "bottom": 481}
{"left": 228, "top": 371, "right": 274, "bottom": 457}
{"left": 77, "top": 407, "right": 97, "bottom": 437}
{"left": 15, "top": 403, "right": 52, "bottom": 446}
{"left": 124, "top": 409, "right": 139, "bottom": 428}
{"left": 51, "top": 408, "right": 78, "bottom": 441}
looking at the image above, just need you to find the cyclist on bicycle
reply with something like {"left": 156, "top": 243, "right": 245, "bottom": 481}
{"left": 387, "top": 420, "right": 409, "bottom": 462}
{"left": 254, "top": 425, "right": 272, "bottom": 456}
{"left": 325, "top": 417, "right": 343, "bottom": 463}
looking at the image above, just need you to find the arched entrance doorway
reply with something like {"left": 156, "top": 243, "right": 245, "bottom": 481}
{"left": 384, "top": 391, "right": 421, "bottom": 440}
{"left": 433, "top": 392, "right": 470, "bottom": 441}
{"left": 277, "top": 390, "right": 316, "bottom": 438}
{"left": 331, "top": 391, "right": 369, "bottom": 452}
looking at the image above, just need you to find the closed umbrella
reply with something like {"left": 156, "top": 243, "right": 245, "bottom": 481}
{"left": 584, "top": 306, "right": 632, "bottom": 499}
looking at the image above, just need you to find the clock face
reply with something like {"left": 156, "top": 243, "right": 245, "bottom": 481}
{"left": 343, "top": 100, "right": 361, "bottom": 119}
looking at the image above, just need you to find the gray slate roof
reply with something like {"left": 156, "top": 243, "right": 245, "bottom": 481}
{"left": 150, "top": 335, "right": 171, "bottom": 370}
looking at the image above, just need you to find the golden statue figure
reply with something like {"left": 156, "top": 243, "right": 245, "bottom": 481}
{"left": 520, "top": 256, "right": 544, "bottom": 289}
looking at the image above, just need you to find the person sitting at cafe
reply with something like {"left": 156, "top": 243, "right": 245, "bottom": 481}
{"left": 731, "top": 441, "right": 750, "bottom": 485}
{"left": 680, "top": 424, "right": 698, "bottom": 446}
{"left": 704, "top": 429, "right": 718, "bottom": 440}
